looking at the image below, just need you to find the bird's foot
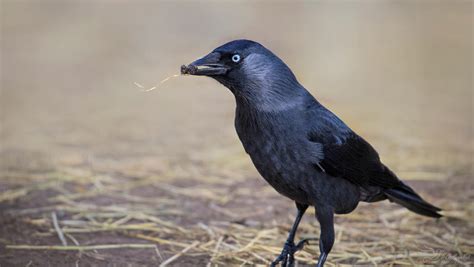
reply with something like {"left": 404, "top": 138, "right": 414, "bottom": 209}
{"left": 270, "top": 239, "right": 312, "bottom": 267}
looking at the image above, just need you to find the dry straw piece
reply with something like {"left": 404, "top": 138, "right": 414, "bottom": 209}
{"left": 134, "top": 74, "right": 181, "bottom": 92}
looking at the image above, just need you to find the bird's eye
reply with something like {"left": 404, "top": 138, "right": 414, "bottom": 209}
{"left": 231, "top": 54, "right": 241, "bottom": 63}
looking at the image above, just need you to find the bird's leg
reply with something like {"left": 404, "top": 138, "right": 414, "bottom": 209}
{"left": 271, "top": 202, "right": 308, "bottom": 267}
{"left": 315, "top": 207, "right": 334, "bottom": 267}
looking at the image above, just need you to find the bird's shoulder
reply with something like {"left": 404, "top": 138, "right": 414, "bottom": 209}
{"left": 302, "top": 100, "right": 352, "bottom": 143}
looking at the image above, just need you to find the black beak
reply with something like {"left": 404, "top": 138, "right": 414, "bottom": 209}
{"left": 181, "top": 52, "right": 229, "bottom": 76}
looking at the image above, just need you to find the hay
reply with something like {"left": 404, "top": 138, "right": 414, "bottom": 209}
{"left": 1, "top": 153, "right": 472, "bottom": 266}
{"left": 159, "top": 241, "right": 200, "bottom": 267}
{"left": 51, "top": 211, "right": 68, "bottom": 246}
{"left": 6, "top": 244, "right": 160, "bottom": 251}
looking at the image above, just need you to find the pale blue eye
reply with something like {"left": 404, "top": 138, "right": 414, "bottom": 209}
{"left": 232, "top": 54, "right": 241, "bottom": 63}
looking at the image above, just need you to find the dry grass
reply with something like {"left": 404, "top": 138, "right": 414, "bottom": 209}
{"left": 134, "top": 74, "right": 182, "bottom": 92}
{"left": 1, "top": 151, "right": 472, "bottom": 266}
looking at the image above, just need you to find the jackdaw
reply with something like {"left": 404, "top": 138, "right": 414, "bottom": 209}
{"left": 181, "top": 39, "right": 441, "bottom": 267}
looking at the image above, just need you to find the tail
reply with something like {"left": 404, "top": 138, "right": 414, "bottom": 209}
{"left": 385, "top": 181, "right": 442, "bottom": 218}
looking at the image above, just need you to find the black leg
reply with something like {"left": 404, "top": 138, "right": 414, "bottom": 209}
{"left": 271, "top": 202, "right": 309, "bottom": 267}
{"left": 315, "top": 207, "right": 334, "bottom": 267}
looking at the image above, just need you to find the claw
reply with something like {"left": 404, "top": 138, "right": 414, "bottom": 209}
{"left": 271, "top": 239, "right": 314, "bottom": 267}
{"left": 295, "top": 237, "right": 317, "bottom": 250}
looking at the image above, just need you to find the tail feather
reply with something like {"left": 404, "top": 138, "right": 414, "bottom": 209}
{"left": 385, "top": 182, "right": 442, "bottom": 218}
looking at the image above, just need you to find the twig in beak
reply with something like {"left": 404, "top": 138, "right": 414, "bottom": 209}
{"left": 134, "top": 74, "right": 181, "bottom": 92}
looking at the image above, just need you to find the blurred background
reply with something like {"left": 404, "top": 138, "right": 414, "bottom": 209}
{"left": 1, "top": 1, "right": 472, "bottom": 266}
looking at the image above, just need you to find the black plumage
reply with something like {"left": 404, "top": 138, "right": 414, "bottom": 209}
{"left": 181, "top": 39, "right": 441, "bottom": 267}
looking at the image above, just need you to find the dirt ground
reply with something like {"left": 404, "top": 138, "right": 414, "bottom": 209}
{"left": 1, "top": 1, "right": 473, "bottom": 266}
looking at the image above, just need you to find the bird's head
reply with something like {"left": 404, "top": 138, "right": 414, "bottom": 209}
{"left": 182, "top": 39, "right": 304, "bottom": 108}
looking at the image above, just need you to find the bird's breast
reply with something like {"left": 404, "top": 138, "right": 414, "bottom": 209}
{"left": 234, "top": 111, "right": 314, "bottom": 203}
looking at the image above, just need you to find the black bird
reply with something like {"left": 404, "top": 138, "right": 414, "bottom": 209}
{"left": 181, "top": 40, "right": 441, "bottom": 267}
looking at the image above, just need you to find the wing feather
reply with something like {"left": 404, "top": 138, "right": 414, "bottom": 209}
{"left": 306, "top": 104, "right": 400, "bottom": 188}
